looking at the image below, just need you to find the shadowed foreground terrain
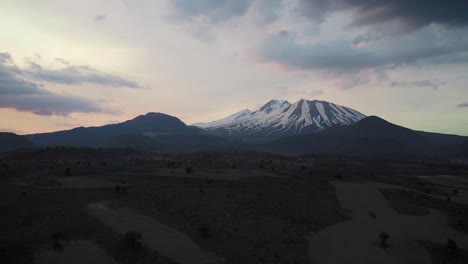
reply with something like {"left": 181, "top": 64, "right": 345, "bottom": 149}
{"left": 0, "top": 149, "right": 467, "bottom": 264}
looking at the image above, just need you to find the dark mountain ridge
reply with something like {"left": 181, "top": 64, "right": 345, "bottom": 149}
{"left": 263, "top": 116, "right": 468, "bottom": 158}
{"left": 0, "top": 132, "right": 35, "bottom": 152}
{"left": 26, "top": 112, "right": 204, "bottom": 146}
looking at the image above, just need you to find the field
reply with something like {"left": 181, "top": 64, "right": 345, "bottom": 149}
{"left": 0, "top": 149, "right": 467, "bottom": 264}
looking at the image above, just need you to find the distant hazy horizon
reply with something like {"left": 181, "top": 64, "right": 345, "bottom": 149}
{"left": 1, "top": 1, "right": 468, "bottom": 136}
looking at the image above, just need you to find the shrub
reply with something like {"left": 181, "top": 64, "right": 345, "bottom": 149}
{"left": 198, "top": 225, "right": 212, "bottom": 238}
{"left": 125, "top": 231, "right": 143, "bottom": 249}
{"left": 185, "top": 167, "right": 193, "bottom": 174}
{"left": 51, "top": 232, "right": 64, "bottom": 252}
{"left": 447, "top": 239, "right": 458, "bottom": 253}
{"left": 379, "top": 232, "right": 390, "bottom": 248}
{"left": 64, "top": 168, "right": 71, "bottom": 176}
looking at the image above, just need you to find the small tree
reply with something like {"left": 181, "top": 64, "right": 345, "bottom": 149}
{"left": 447, "top": 239, "right": 458, "bottom": 253}
{"left": 185, "top": 167, "right": 193, "bottom": 174}
{"left": 198, "top": 225, "right": 212, "bottom": 238}
{"left": 51, "top": 232, "right": 64, "bottom": 252}
{"left": 125, "top": 231, "right": 143, "bottom": 249}
{"left": 379, "top": 232, "right": 390, "bottom": 248}
{"left": 114, "top": 184, "right": 122, "bottom": 193}
{"left": 64, "top": 168, "right": 71, "bottom": 176}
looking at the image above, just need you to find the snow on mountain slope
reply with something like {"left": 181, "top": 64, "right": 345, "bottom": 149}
{"left": 194, "top": 109, "right": 253, "bottom": 128}
{"left": 194, "top": 99, "right": 366, "bottom": 137}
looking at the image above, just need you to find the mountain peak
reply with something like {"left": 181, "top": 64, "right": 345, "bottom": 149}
{"left": 130, "top": 112, "right": 183, "bottom": 123}
{"left": 258, "top": 99, "right": 291, "bottom": 113}
{"left": 195, "top": 99, "right": 366, "bottom": 137}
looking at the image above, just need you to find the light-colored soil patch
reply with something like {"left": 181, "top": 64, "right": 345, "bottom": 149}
{"left": 308, "top": 181, "right": 468, "bottom": 264}
{"left": 86, "top": 201, "right": 224, "bottom": 264}
{"left": 418, "top": 175, "right": 468, "bottom": 204}
{"left": 35, "top": 240, "right": 117, "bottom": 264}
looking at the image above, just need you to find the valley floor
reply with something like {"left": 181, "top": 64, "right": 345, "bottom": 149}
{"left": 0, "top": 150, "right": 467, "bottom": 264}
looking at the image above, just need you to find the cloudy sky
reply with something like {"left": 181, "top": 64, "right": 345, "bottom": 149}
{"left": 1, "top": 0, "right": 468, "bottom": 135}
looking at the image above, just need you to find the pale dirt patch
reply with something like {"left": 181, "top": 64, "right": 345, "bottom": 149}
{"left": 418, "top": 175, "right": 468, "bottom": 204}
{"left": 86, "top": 201, "right": 224, "bottom": 264}
{"left": 308, "top": 181, "right": 468, "bottom": 264}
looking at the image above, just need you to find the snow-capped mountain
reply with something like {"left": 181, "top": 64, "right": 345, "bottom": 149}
{"left": 194, "top": 99, "right": 366, "bottom": 137}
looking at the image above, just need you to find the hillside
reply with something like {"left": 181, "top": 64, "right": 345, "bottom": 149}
{"left": 27, "top": 113, "right": 204, "bottom": 147}
{"left": 0, "top": 132, "right": 35, "bottom": 152}
{"left": 264, "top": 116, "right": 468, "bottom": 158}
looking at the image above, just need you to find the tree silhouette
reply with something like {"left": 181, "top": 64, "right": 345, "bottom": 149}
{"left": 51, "top": 232, "right": 64, "bottom": 252}
{"left": 379, "top": 232, "right": 390, "bottom": 248}
{"left": 447, "top": 239, "right": 458, "bottom": 254}
{"left": 198, "top": 225, "right": 212, "bottom": 238}
{"left": 125, "top": 231, "right": 143, "bottom": 249}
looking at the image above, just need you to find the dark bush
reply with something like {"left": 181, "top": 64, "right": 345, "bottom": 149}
{"left": 125, "top": 231, "right": 143, "bottom": 249}
{"left": 379, "top": 232, "right": 390, "bottom": 248}
{"left": 198, "top": 225, "right": 212, "bottom": 238}
{"left": 185, "top": 167, "right": 193, "bottom": 174}
{"left": 447, "top": 239, "right": 458, "bottom": 253}
{"left": 51, "top": 232, "right": 64, "bottom": 252}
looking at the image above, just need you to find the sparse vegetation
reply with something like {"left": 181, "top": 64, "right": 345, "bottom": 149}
{"left": 379, "top": 232, "right": 390, "bottom": 248}
{"left": 51, "top": 232, "right": 64, "bottom": 252}
{"left": 198, "top": 225, "right": 212, "bottom": 238}
{"left": 0, "top": 151, "right": 467, "bottom": 264}
{"left": 447, "top": 239, "right": 458, "bottom": 253}
{"left": 125, "top": 231, "right": 143, "bottom": 249}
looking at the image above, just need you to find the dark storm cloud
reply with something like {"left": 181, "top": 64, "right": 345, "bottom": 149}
{"left": 259, "top": 28, "right": 468, "bottom": 74}
{"left": 171, "top": 0, "right": 283, "bottom": 24}
{"left": 352, "top": 32, "right": 382, "bottom": 46}
{"left": 299, "top": 0, "right": 468, "bottom": 31}
{"left": 94, "top": 15, "right": 107, "bottom": 22}
{"left": 172, "top": 0, "right": 252, "bottom": 22}
{"left": 390, "top": 80, "right": 447, "bottom": 90}
{"left": 0, "top": 52, "right": 108, "bottom": 116}
{"left": 458, "top": 103, "right": 468, "bottom": 108}
{"left": 26, "top": 65, "right": 144, "bottom": 89}
{"left": 2, "top": 52, "right": 143, "bottom": 89}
